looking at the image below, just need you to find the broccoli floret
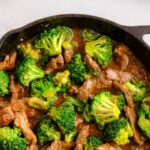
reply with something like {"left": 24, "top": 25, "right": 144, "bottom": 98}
{"left": 124, "top": 79, "right": 147, "bottom": 102}
{"left": 30, "top": 75, "right": 60, "bottom": 99}
{"left": 48, "top": 102, "right": 76, "bottom": 134}
{"left": 62, "top": 40, "right": 78, "bottom": 50}
{"left": 83, "top": 135, "right": 103, "bottom": 150}
{"left": 66, "top": 53, "right": 88, "bottom": 84}
{"left": 16, "top": 57, "right": 44, "bottom": 87}
{"left": 80, "top": 28, "right": 100, "bottom": 42}
{"left": 85, "top": 36, "right": 112, "bottom": 68}
{"left": 17, "top": 43, "right": 41, "bottom": 61}
{"left": 0, "top": 70, "right": 10, "bottom": 96}
{"left": 91, "top": 91, "right": 121, "bottom": 129}
{"left": 82, "top": 103, "right": 93, "bottom": 123}
{"left": 64, "top": 95, "right": 85, "bottom": 113}
{"left": 0, "top": 126, "right": 27, "bottom": 150}
{"left": 34, "top": 26, "right": 73, "bottom": 57}
{"left": 52, "top": 70, "right": 71, "bottom": 93}
{"left": 104, "top": 117, "right": 133, "bottom": 145}
{"left": 35, "top": 117, "right": 61, "bottom": 145}
{"left": 64, "top": 129, "right": 78, "bottom": 143}
{"left": 137, "top": 96, "right": 150, "bottom": 138}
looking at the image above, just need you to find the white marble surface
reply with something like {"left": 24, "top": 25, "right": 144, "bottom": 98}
{"left": 0, "top": 0, "right": 150, "bottom": 43}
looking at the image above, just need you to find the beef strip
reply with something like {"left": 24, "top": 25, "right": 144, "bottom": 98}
{"left": 0, "top": 51, "right": 17, "bottom": 70}
{"left": 96, "top": 143, "right": 121, "bottom": 150}
{"left": 43, "top": 141, "right": 75, "bottom": 150}
{"left": 64, "top": 48, "right": 74, "bottom": 63}
{"left": 14, "top": 111, "right": 37, "bottom": 144}
{"left": 0, "top": 106, "right": 15, "bottom": 127}
{"left": 113, "top": 44, "right": 130, "bottom": 70}
{"left": 106, "top": 69, "right": 134, "bottom": 83}
{"left": 75, "top": 125, "right": 89, "bottom": 150}
{"left": 124, "top": 106, "right": 145, "bottom": 145}
{"left": 84, "top": 54, "right": 101, "bottom": 72}
{"left": 45, "top": 54, "right": 64, "bottom": 74}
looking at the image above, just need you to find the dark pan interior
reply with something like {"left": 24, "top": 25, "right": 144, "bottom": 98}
{"left": 0, "top": 14, "right": 150, "bottom": 71}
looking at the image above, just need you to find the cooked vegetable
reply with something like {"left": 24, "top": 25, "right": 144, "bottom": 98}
{"left": 91, "top": 91, "right": 121, "bottom": 129}
{"left": 34, "top": 26, "right": 73, "bottom": 57}
{"left": 52, "top": 70, "right": 71, "bottom": 93}
{"left": 83, "top": 135, "right": 103, "bottom": 150}
{"left": 16, "top": 57, "right": 44, "bottom": 87}
{"left": 0, "top": 126, "right": 27, "bottom": 150}
{"left": 85, "top": 36, "right": 113, "bottom": 68}
{"left": 17, "top": 43, "right": 41, "bottom": 60}
{"left": 104, "top": 117, "right": 133, "bottom": 145}
{"left": 64, "top": 129, "right": 78, "bottom": 143}
{"left": 80, "top": 28, "right": 100, "bottom": 41}
{"left": 137, "top": 96, "right": 150, "bottom": 138}
{"left": 124, "top": 79, "right": 147, "bottom": 102}
{"left": 48, "top": 102, "right": 76, "bottom": 134}
{"left": 66, "top": 53, "right": 88, "bottom": 84}
{"left": 0, "top": 70, "right": 10, "bottom": 96}
{"left": 35, "top": 117, "right": 61, "bottom": 145}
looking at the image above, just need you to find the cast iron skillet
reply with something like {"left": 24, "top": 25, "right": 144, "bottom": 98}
{"left": 0, "top": 14, "right": 150, "bottom": 71}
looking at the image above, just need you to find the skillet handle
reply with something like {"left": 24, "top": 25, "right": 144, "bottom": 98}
{"left": 120, "top": 25, "right": 150, "bottom": 48}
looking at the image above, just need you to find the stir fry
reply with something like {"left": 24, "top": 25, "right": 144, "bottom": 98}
{"left": 0, "top": 26, "right": 150, "bottom": 150}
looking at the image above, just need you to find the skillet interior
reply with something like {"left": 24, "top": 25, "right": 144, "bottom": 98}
{"left": 0, "top": 14, "right": 150, "bottom": 71}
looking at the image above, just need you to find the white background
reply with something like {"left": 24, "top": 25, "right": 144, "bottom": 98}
{"left": 0, "top": 0, "right": 150, "bottom": 44}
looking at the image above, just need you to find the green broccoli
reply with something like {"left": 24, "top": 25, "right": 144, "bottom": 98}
{"left": 64, "top": 95, "right": 85, "bottom": 113}
{"left": 0, "top": 70, "right": 10, "bottom": 96}
{"left": 34, "top": 26, "right": 73, "bottom": 57}
{"left": 64, "top": 129, "right": 78, "bottom": 143}
{"left": 80, "top": 28, "right": 100, "bottom": 42}
{"left": 137, "top": 96, "right": 150, "bottom": 138}
{"left": 52, "top": 70, "right": 71, "bottom": 93}
{"left": 48, "top": 102, "right": 76, "bottom": 134}
{"left": 16, "top": 57, "right": 44, "bottom": 87}
{"left": 91, "top": 91, "right": 121, "bottom": 129}
{"left": 85, "top": 36, "right": 113, "bottom": 68}
{"left": 104, "top": 117, "right": 133, "bottom": 145}
{"left": 83, "top": 135, "right": 103, "bottom": 150}
{"left": 17, "top": 43, "right": 41, "bottom": 61}
{"left": 124, "top": 79, "right": 147, "bottom": 102}
{"left": 82, "top": 103, "right": 93, "bottom": 123}
{"left": 35, "top": 117, "right": 61, "bottom": 145}
{"left": 0, "top": 126, "right": 27, "bottom": 150}
{"left": 66, "top": 53, "right": 88, "bottom": 84}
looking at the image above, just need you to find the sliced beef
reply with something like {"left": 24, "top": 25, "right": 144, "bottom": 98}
{"left": 44, "top": 141, "right": 75, "bottom": 150}
{"left": 75, "top": 125, "right": 89, "bottom": 150}
{"left": 106, "top": 69, "right": 134, "bottom": 83}
{"left": 14, "top": 111, "right": 37, "bottom": 144}
{"left": 0, "top": 51, "right": 17, "bottom": 70}
{"left": 84, "top": 54, "right": 101, "bottom": 72}
{"left": 124, "top": 106, "right": 145, "bottom": 145}
{"left": 64, "top": 48, "right": 74, "bottom": 63}
{"left": 74, "top": 113, "right": 85, "bottom": 130}
{"left": 0, "top": 106, "right": 15, "bottom": 127}
{"left": 113, "top": 81, "right": 134, "bottom": 108}
{"left": 113, "top": 44, "right": 130, "bottom": 70}
{"left": 45, "top": 54, "right": 64, "bottom": 74}
{"left": 96, "top": 143, "right": 121, "bottom": 150}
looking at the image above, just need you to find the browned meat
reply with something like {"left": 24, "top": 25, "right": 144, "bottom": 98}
{"left": 26, "top": 144, "right": 38, "bottom": 150}
{"left": 68, "top": 85, "right": 79, "bottom": 95}
{"left": 124, "top": 106, "right": 145, "bottom": 145}
{"left": 77, "top": 77, "right": 97, "bottom": 100}
{"left": 113, "top": 81, "right": 134, "bottom": 107}
{"left": 44, "top": 141, "right": 75, "bottom": 150}
{"left": 84, "top": 54, "right": 101, "bottom": 72}
{"left": 113, "top": 44, "right": 130, "bottom": 70}
{"left": 45, "top": 54, "right": 64, "bottom": 74}
{"left": 64, "top": 48, "right": 73, "bottom": 63}
{"left": 75, "top": 125, "right": 89, "bottom": 150}
{"left": 0, "top": 106, "right": 15, "bottom": 127}
{"left": 106, "top": 69, "right": 134, "bottom": 83}
{"left": 0, "top": 97, "right": 10, "bottom": 108}
{"left": 96, "top": 143, "right": 121, "bottom": 150}
{"left": 14, "top": 111, "right": 37, "bottom": 144}
{"left": 74, "top": 113, "right": 85, "bottom": 130}
{"left": 0, "top": 51, "right": 17, "bottom": 70}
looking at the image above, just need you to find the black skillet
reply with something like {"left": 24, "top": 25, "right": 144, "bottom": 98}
{"left": 0, "top": 14, "right": 150, "bottom": 71}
